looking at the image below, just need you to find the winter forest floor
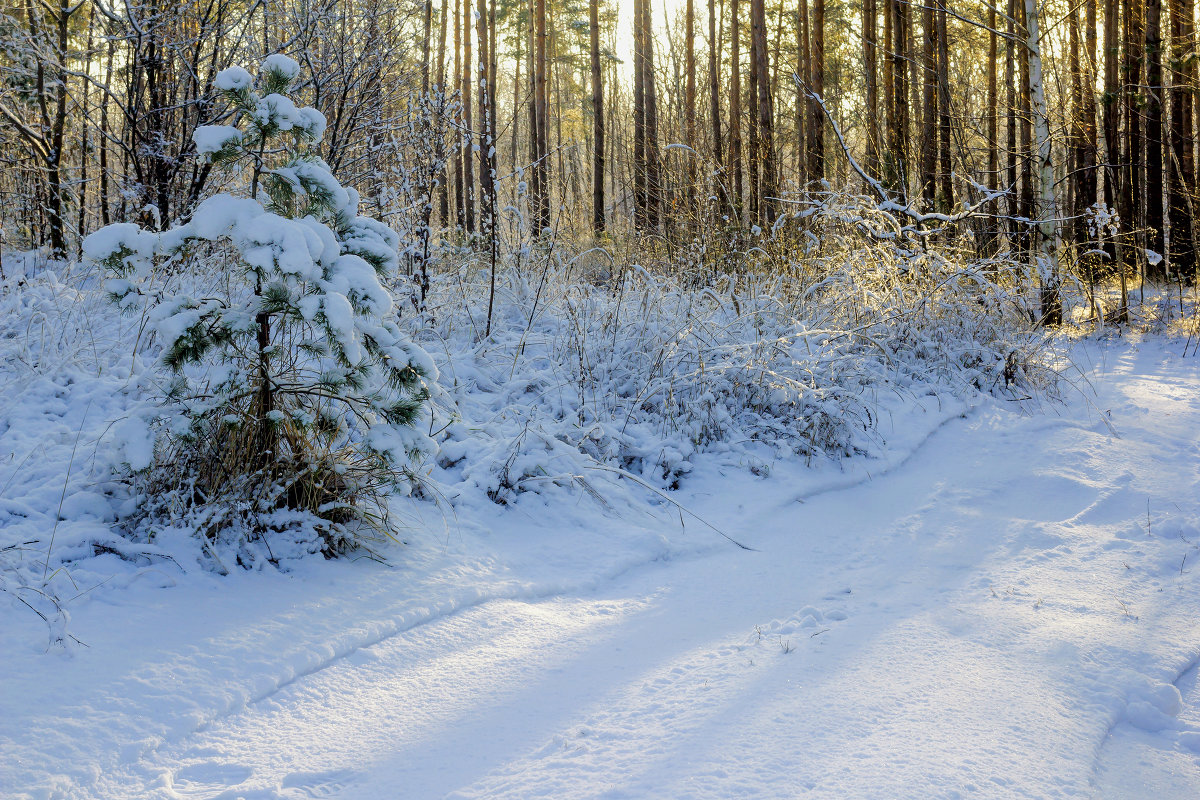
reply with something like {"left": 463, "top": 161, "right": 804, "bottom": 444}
{"left": 4, "top": 314, "right": 1200, "bottom": 798}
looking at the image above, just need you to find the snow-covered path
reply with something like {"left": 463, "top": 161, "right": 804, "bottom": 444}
{"left": 6, "top": 337, "right": 1200, "bottom": 799}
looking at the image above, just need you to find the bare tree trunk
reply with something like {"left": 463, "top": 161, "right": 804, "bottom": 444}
{"left": 1018, "top": 0, "right": 1034, "bottom": 254}
{"left": 643, "top": 0, "right": 662, "bottom": 232}
{"left": 590, "top": 0, "right": 604, "bottom": 234}
{"left": 462, "top": 0, "right": 476, "bottom": 234}
{"left": 1005, "top": 0, "right": 1018, "bottom": 240}
{"left": 752, "top": 0, "right": 775, "bottom": 222}
{"left": 882, "top": 0, "right": 894, "bottom": 187}
{"left": 935, "top": 2, "right": 952, "bottom": 211}
{"left": 534, "top": 0, "right": 550, "bottom": 231}
{"left": 99, "top": 30, "right": 114, "bottom": 226}
{"left": 863, "top": 0, "right": 879, "bottom": 176}
{"left": 1025, "top": 0, "right": 1061, "bottom": 325}
{"left": 747, "top": 1, "right": 761, "bottom": 220}
{"left": 729, "top": 0, "right": 743, "bottom": 213}
{"left": 889, "top": 0, "right": 909, "bottom": 196}
{"left": 476, "top": 0, "right": 495, "bottom": 240}
{"left": 807, "top": 0, "right": 824, "bottom": 184}
{"left": 1168, "top": 0, "right": 1197, "bottom": 278}
{"left": 453, "top": 0, "right": 464, "bottom": 229}
{"left": 1145, "top": 0, "right": 1165, "bottom": 275}
{"left": 1118, "top": 0, "right": 1144, "bottom": 312}
{"left": 1102, "top": 0, "right": 1119, "bottom": 230}
{"left": 685, "top": 0, "right": 697, "bottom": 212}
{"left": 709, "top": 0, "right": 723, "bottom": 170}
{"left": 1068, "top": 2, "right": 1085, "bottom": 247}
{"left": 436, "top": 0, "right": 451, "bottom": 226}
{"left": 421, "top": 0, "right": 433, "bottom": 96}
{"left": 527, "top": 0, "right": 539, "bottom": 227}
{"left": 633, "top": 0, "right": 647, "bottom": 228}
{"left": 986, "top": 1, "right": 998, "bottom": 246}
{"left": 921, "top": 1, "right": 937, "bottom": 207}
{"left": 795, "top": 0, "right": 810, "bottom": 185}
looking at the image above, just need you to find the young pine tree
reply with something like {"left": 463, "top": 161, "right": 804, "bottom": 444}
{"left": 84, "top": 57, "right": 438, "bottom": 566}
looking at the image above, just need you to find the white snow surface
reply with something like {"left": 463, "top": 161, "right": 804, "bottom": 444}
{"left": 3, "top": 291, "right": 1200, "bottom": 798}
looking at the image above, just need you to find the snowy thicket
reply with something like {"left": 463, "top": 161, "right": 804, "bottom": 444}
{"left": 422, "top": 195, "right": 1048, "bottom": 503}
{"left": 82, "top": 58, "right": 437, "bottom": 568}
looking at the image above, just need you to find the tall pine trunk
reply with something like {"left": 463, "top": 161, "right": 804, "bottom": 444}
{"left": 590, "top": 0, "right": 604, "bottom": 234}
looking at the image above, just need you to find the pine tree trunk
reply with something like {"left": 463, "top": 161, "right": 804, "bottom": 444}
{"left": 747, "top": 3, "right": 761, "bottom": 221}
{"left": 1068, "top": 4, "right": 1085, "bottom": 247}
{"left": 1018, "top": 0, "right": 1034, "bottom": 254}
{"left": 436, "top": 0, "right": 451, "bottom": 226}
{"left": 1168, "top": 0, "right": 1197, "bottom": 278}
{"left": 796, "top": 0, "right": 810, "bottom": 186}
{"left": 452, "top": 0, "right": 464, "bottom": 229}
{"left": 890, "top": 0, "right": 909, "bottom": 196}
{"left": 808, "top": 0, "right": 825, "bottom": 184}
{"left": 709, "top": 0, "right": 722, "bottom": 170}
{"left": 534, "top": 0, "right": 550, "bottom": 231}
{"left": 1102, "top": 0, "right": 1119, "bottom": 228}
{"left": 1005, "top": 0, "right": 1018, "bottom": 236}
{"left": 1146, "top": 0, "right": 1165, "bottom": 274}
{"left": 685, "top": 0, "right": 697, "bottom": 212}
{"left": 590, "top": 0, "right": 604, "bottom": 234}
{"left": 921, "top": 1, "right": 937, "bottom": 208}
{"left": 729, "top": 0, "right": 743, "bottom": 213}
{"left": 462, "top": 0, "right": 476, "bottom": 234}
{"left": 1119, "top": 0, "right": 1144, "bottom": 312}
{"left": 421, "top": 0, "right": 433, "bottom": 97}
{"left": 633, "top": 0, "right": 647, "bottom": 228}
{"left": 936, "top": 2, "right": 952, "bottom": 211}
{"left": 864, "top": 0, "right": 879, "bottom": 176}
{"left": 752, "top": 0, "right": 775, "bottom": 222}
{"left": 986, "top": 1, "right": 998, "bottom": 247}
{"left": 643, "top": 0, "right": 662, "bottom": 232}
{"left": 882, "top": 0, "right": 894, "bottom": 187}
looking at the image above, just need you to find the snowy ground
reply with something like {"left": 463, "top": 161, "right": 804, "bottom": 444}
{"left": 4, "top": 331, "right": 1200, "bottom": 799}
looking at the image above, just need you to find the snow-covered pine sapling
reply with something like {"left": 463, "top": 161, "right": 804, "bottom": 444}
{"left": 83, "top": 55, "right": 438, "bottom": 561}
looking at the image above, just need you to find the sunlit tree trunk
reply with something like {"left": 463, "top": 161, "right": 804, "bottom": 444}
{"left": 1025, "top": 0, "right": 1061, "bottom": 325}
{"left": 807, "top": 0, "right": 824, "bottom": 184}
{"left": 863, "top": 0, "right": 879, "bottom": 177}
{"left": 921, "top": 1, "right": 937, "bottom": 208}
{"left": 709, "top": 0, "right": 723, "bottom": 171}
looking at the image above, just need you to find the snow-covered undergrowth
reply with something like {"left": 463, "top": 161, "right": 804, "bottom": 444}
{"left": 1, "top": 211, "right": 1052, "bottom": 642}
{"left": 423, "top": 220, "right": 1049, "bottom": 504}
{"left": 0, "top": 256, "right": 157, "bottom": 643}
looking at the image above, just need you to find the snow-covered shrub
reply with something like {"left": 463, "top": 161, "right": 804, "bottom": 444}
{"left": 83, "top": 57, "right": 437, "bottom": 565}
{"left": 419, "top": 190, "right": 1045, "bottom": 503}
